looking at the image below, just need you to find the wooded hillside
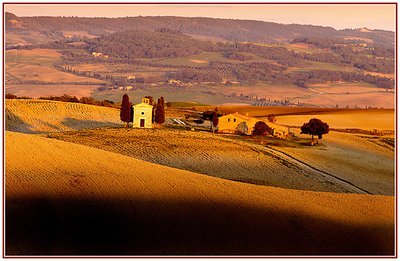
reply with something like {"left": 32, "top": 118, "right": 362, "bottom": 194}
{"left": 6, "top": 12, "right": 394, "bottom": 47}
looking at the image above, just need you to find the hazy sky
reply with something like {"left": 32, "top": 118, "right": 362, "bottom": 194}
{"left": 5, "top": 3, "right": 396, "bottom": 31}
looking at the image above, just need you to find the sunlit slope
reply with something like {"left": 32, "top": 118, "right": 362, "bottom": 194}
{"left": 5, "top": 99, "right": 120, "bottom": 133}
{"left": 47, "top": 128, "right": 353, "bottom": 193}
{"left": 6, "top": 132, "right": 394, "bottom": 255}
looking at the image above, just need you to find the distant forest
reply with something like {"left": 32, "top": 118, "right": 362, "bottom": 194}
{"left": 87, "top": 30, "right": 217, "bottom": 58}
{"left": 6, "top": 12, "right": 394, "bottom": 46}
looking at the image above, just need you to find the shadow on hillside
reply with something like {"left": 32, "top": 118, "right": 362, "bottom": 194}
{"left": 6, "top": 196, "right": 394, "bottom": 256}
{"left": 5, "top": 113, "right": 120, "bottom": 133}
{"left": 5, "top": 109, "right": 37, "bottom": 134}
{"left": 61, "top": 117, "right": 120, "bottom": 130}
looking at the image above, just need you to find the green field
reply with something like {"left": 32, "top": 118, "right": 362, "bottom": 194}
{"left": 311, "top": 82, "right": 377, "bottom": 89}
{"left": 288, "top": 61, "right": 356, "bottom": 72}
{"left": 91, "top": 87, "right": 247, "bottom": 105}
{"left": 155, "top": 52, "right": 268, "bottom": 67}
{"left": 251, "top": 42, "right": 325, "bottom": 54}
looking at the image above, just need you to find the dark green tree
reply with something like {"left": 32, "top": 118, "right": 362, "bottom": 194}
{"left": 252, "top": 121, "right": 272, "bottom": 136}
{"left": 120, "top": 94, "right": 132, "bottom": 128}
{"left": 155, "top": 97, "right": 165, "bottom": 126}
{"left": 300, "top": 118, "right": 329, "bottom": 144}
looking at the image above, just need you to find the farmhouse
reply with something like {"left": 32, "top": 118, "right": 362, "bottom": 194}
{"left": 132, "top": 97, "right": 154, "bottom": 128}
{"left": 91, "top": 52, "right": 109, "bottom": 58}
{"left": 218, "top": 112, "right": 288, "bottom": 138}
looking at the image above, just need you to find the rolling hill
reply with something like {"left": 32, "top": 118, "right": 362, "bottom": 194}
{"left": 6, "top": 131, "right": 394, "bottom": 255}
{"left": 5, "top": 99, "right": 395, "bottom": 195}
{"left": 5, "top": 99, "right": 120, "bottom": 133}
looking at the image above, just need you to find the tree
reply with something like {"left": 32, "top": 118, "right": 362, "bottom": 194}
{"left": 267, "top": 115, "right": 276, "bottom": 123}
{"left": 300, "top": 118, "right": 329, "bottom": 145}
{"left": 211, "top": 111, "right": 219, "bottom": 132}
{"left": 252, "top": 121, "right": 272, "bottom": 136}
{"left": 120, "top": 94, "right": 132, "bottom": 128}
{"left": 155, "top": 97, "right": 165, "bottom": 126}
{"left": 209, "top": 107, "right": 219, "bottom": 132}
{"left": 235, "top": 121, "right": 248, "bottom": 135}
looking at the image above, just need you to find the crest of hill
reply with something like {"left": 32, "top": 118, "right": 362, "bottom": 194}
{"left": 5, "top": 12, "right": 18, "bottom": 21}
{"left": 5, "top": 13, "right": 394, "bottom": 47}
{"left": 5, "top": 99, "right": 121, "bottom": 133}
{"left": 6, "top": 131, "right": 394, "bottom": 255}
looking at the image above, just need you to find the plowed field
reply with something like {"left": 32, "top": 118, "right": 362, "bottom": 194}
{"left": 5, "top": 132, "right": 394, "bottom": 255}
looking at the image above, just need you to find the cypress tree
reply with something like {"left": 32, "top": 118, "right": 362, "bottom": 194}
{"left": 155, "top": 97, "right": 165, "bottom": 126}
{"left": 210, "top": 107, "right": 219, "bottom": 132}
{"left": 120, "top": 94, "right": 132, "bottom": 128}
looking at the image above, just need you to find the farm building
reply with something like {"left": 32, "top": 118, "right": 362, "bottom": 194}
{"left": 218, "top": 112, "right": 289, "bottom": 138}
{"left": 91, "top": 52, "right": 109, "bottom": 58}
{"left": 132, "top": 97, "right": 154, "bottom": 128}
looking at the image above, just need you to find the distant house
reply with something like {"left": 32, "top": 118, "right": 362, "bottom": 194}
{"left": 91, "top": 52, "right": 102, "bottom": 57}
{"left": 132, "top": 97, "right": 153, "bottom": 128}
{"left": 218, "top": 112, "right": 289, "bottom": 138}
{"left": 91, "top": 52, "right": 108, "bottom": 58}
{"left": 168, "top": 79, "right": 182, "bottom": 85}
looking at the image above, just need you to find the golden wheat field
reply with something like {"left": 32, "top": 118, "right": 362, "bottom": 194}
{"left": 47, "top": 126, "right": 395, "bottom": 196}
{"left": 6, "top": 131, "right": 394, "bottom": 255}
{"left": 270, "top": 130, "right": 394, "bottom": 195}
{"left": 199, "top": 106, "right": 394, "bottom": 130}
{"left": 5, "top": 100, "right": 395, "bottom": 195}
{"left": 275, "top": 110, "right": 395, "bottom": 130}
{"left": 47, "top": 128, "right": 354, "bottom": 193}
{"left": 5, "top": 99, "right": 121, "bottom": 133}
